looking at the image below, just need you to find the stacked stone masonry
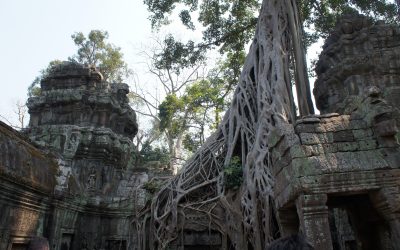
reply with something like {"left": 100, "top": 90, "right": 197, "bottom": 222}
{"left": 134, "top": 14, "right": 400, "bottom": 250}
{"left": 0, "top": 62, "right": 155, "bottom": 250}
{"left": 2, "top": 14, "right": 400, "bottom": 250}
{"left": 271, "top": 15, "right": 400, "bottom": 250}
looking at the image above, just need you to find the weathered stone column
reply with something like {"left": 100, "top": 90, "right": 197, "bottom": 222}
{"left": 296, "top": 194, "right": 333, "bottom": 250}
{"left": 370, "top": 187, "right": 400, "bottom": 250}
{"left": 277, "top": 208, "right": 299, "bottom": 237}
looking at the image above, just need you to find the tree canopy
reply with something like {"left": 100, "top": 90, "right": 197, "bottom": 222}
{"left": 137, "top": 1, "right": 400, "bottom": 249}
{"left": 131, "top": 38, "right": 229, "bottom": 171}
{"left": 28, "top": 30, "right": 130, "bottom": 97}
{"left": 69, "top": 30, "right": 131, "bottom": 83}
{"left": 144, "top": 0, "right": 398, "bottom": 86}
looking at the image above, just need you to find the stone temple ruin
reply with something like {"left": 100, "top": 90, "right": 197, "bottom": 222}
{"left": 0, "top": 62, "right": 159, "bottom": 249}
{"left": 274, "top": 14, "right": 400, "bottom": 250}
{"left": 133, "top": 8, "right": 400, "bottom": 250}
{"left": 1, "top": 6, "right": 400, "bottom": 250}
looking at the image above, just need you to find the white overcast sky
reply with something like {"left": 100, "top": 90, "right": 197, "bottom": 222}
{"left": 0, "top": 0, "right": 158, "bottom": 126}
{"left": 0, "top": 0, "right": 325, "bottom": 128}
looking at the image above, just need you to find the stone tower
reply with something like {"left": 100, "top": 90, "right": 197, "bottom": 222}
{"left": 26, "top": 61, "right": 140, "bottom": 198}
{"left": 272, "top": 15, "right": 400, "bottom": 249}
{"left": 0, "top": 62, "right": 147, "bottom": 250}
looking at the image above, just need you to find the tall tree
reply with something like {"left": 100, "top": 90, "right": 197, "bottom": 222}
{"left": 70, "top": 30, "right": 131, "bottom": 83}
{"left": 157, "top": 78, "right": 226, "bottom": 158}
{"left": 144, "top": 0, "right": 398, "bottom": 97}
{"left": 136, "top": 1, "right": 399, "bottom": 249}
{"left": 131, "top": 36, "right": 226, "bottom": 172}
{"left": 28, "top": 30, "right": 131, "bottom": 97}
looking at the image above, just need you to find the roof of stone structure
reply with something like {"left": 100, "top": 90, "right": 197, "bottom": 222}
{"left": 44, "top": 61, "right": 103, "bottom": 80}
{"left": 314, "top": 14, "right": 400, "bottom": 114}
{"left": 0, "top": 120, "right": 58, "bottom": 192}
{"left": 27, "top": 62, "right": 138, "bottom": 139}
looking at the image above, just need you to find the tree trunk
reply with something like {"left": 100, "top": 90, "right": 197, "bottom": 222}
{"left": 137, "top": 0, "right": 310, "bottom": 249}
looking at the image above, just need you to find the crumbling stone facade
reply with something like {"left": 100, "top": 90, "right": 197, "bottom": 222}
{"left": 135, "top": 13, "right": 400, "bottom": 250}
{"left": 272, "top": 15, "right": 400, "bottom": 249}
{"left": 0, "top": 62, "right": 148, "bottom": 250}
{"left": 0, "top": 121, "right": 57, "bottom": 250}
{"left": 2, "top": 13, "right": 400, "bottom": 250}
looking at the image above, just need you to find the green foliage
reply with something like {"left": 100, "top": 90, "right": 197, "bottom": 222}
{"left": 144, "top": 0, "right": 259, "bottom": 89}
{"left": 69, "top": 30, "right": 131, "bottom": 82}
{"left": 154, "top": 35, "right": 204, "bottom": 75}
{"left": 299, "top": 0, "right": 398, "bottom": 46}
{"left": 134, "top": 35, "right": 231, "bottom": 166}
{"left": 146, "top": 0, "right": 398, "bottom": 49}
{"left": 70, "top": 30, "right": 107, "bottom": 65}
{"left": 209, "top": 51, "right": 246, "bottom": 98}
{"left": 184, "top": 78, "right": 227, "bottom": 130}
{"left": 184, "top": 79, "right": 225, "bottom": 108}
{"left": 158, "top": 94, "right": 186, "bottom": 137}
{"left": 145, "top": 0, "right": 259, "bottom": 53}
{"left": 157, "top": 79, "right": 228, "bottom": 153}
{"left": 182, "top": 133, "right": 202, "bottom": 152}
{"left": 143, "top": 179, "right": 163, "bottom": 194}
{"left": 140, "top": 141, "right": 170, "bottom": 166}
{"left": 27, "top": 60, "right": 63, "bottom": 97}
{"left": 144, "top": 0, "right": 398, "bottom": 87}
{"left": 224, "top": 156, "right": 243, "bottom": 190}
{"left": 28, "top": 30, "right": 131, "bottom": 97}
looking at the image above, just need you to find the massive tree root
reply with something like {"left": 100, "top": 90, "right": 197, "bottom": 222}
{"left": 136, "top": 0, "right": 309, "bottom": 249}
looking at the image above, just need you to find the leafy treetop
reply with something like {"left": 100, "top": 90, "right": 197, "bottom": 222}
{"left": 28, "top": 30, "right": 131, "bottom": 97}
{"left": 69, "top": 30, "right": 131, "bottom": 83}
{"left": 28, "top": 60, "right": 63, "bottom": 97}
{"left": 144, "top": 0, "right": 398, "bottom": 84}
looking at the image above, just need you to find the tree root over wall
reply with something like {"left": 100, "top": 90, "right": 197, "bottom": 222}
{"left": 134, "top": 0, "right": 309, "bottom": 249}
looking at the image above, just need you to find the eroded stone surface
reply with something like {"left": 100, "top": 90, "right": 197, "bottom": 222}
{"left": 28, "top": 62, "right": 137, "bottom": 137}
{"left": 0, "top": 62, "right": 149, "bottom": 250}
{"left": 272, "top": 15, "right": 400, "bottom": 249}
{"left": 314, "top": 14, "right": 400, "bottom": 116}
{"left": 2, "top": 14, "right": 400, "bottom": 250}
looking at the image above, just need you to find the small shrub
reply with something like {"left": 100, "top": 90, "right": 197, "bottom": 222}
{"left": 140, "top": 141, "right": 170, "bottom": 166}
{"left": 224, "top": 156, "right": 243, "bottom": 190}
{"left": 143, "top": 180, "right": 162, "bottom": 195}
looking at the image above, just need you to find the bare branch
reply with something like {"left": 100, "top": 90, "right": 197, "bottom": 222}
{"left": 13, "top": 100, "right": 27, "bottom": 129}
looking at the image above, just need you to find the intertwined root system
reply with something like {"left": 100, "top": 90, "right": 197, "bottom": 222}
{"left": 136, "top": 0, "right": 309, "bottom": 249}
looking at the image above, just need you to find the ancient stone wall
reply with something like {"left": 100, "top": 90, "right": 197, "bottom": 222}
{"left": 28, "top": 62, "right": 137, "bottom": 138}
{"left": 271, "top": 16, "right": 400, "bottom": 250}
{"left": 0, "top": 62, "right": 148, "bottom": 250}
{"left": 3, "top": 13, "right": 400, "bottom": 250}
{"left": 25, "top": 62, "right": 142, "bottom": 199}
{"left": 135, "top": 13, "right": 400, "bottom": 250}
{"left": 314, "top": 14, "right": 400, "bottom": 116}
{"left": 0, "top": 121, "right": 57, "bottom": 249}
